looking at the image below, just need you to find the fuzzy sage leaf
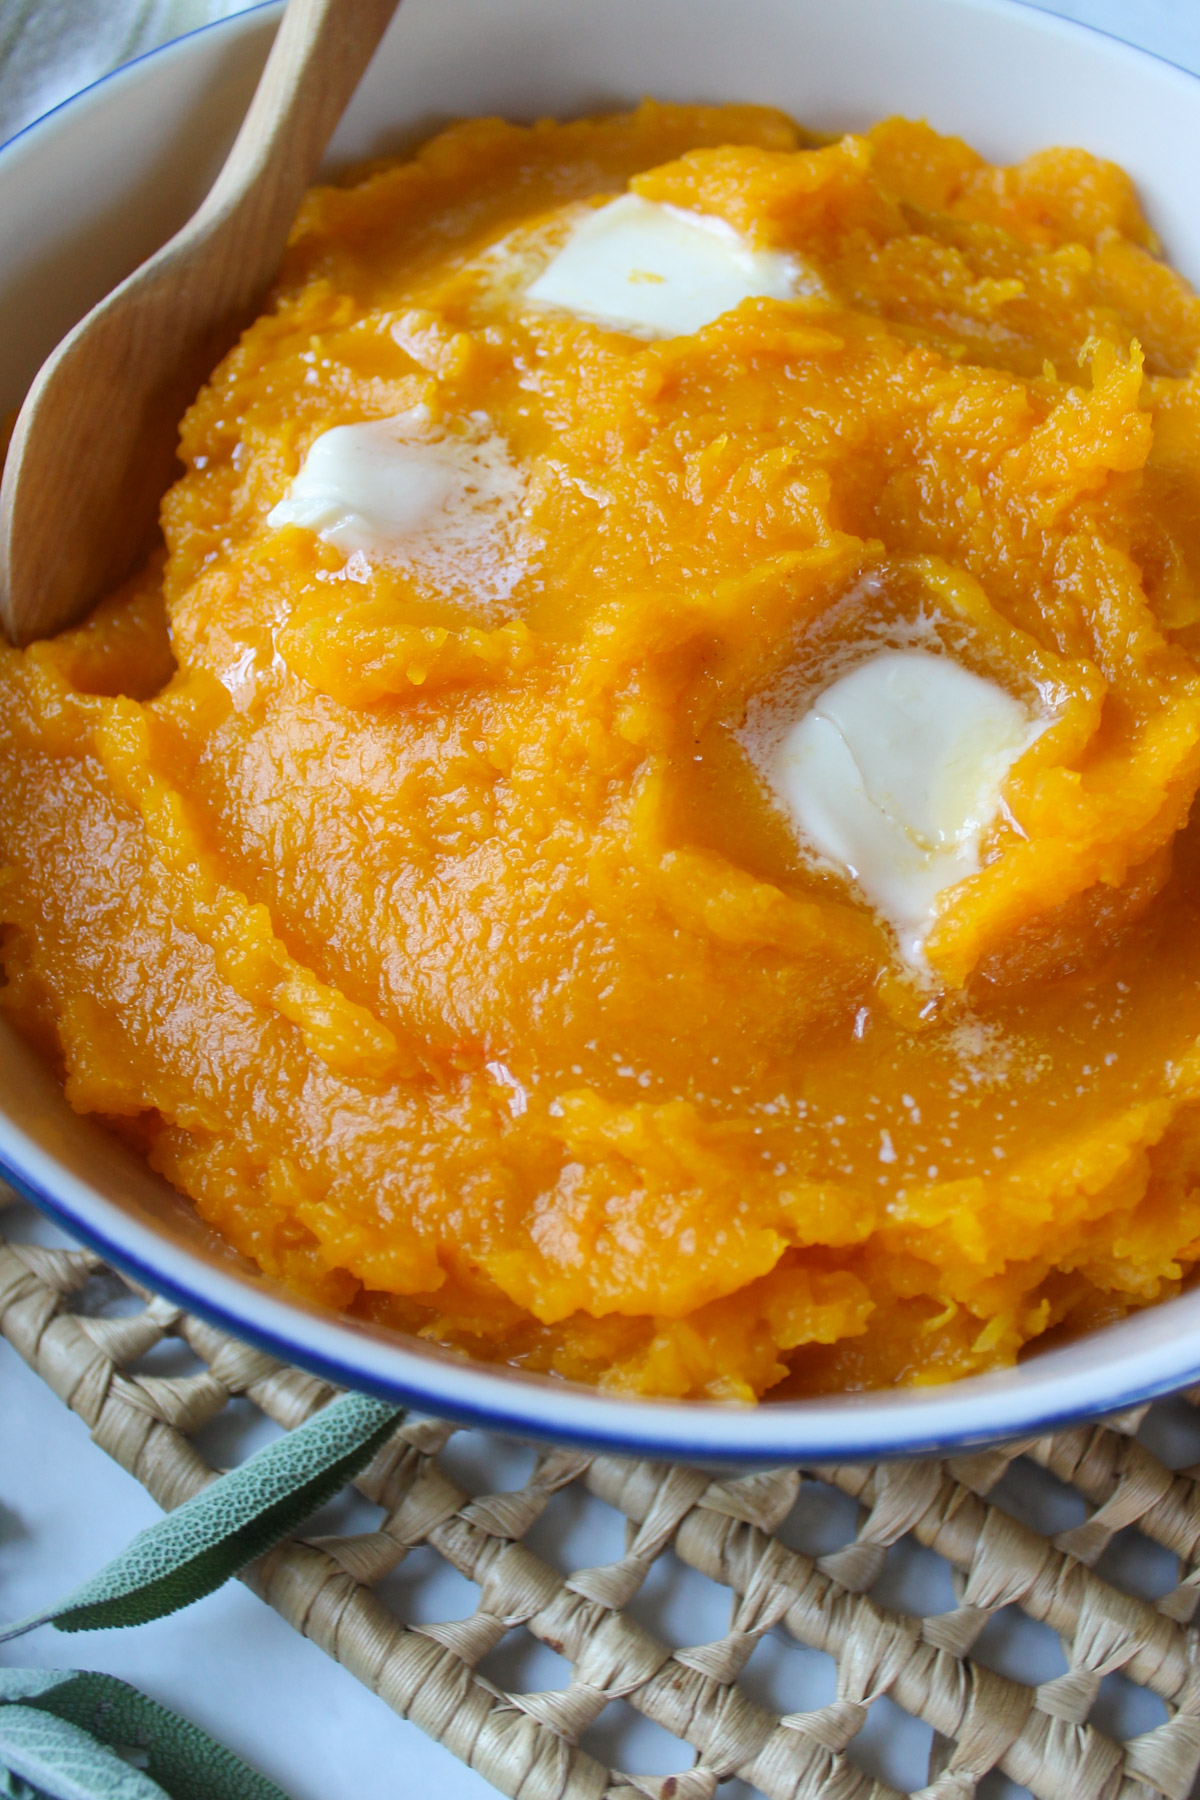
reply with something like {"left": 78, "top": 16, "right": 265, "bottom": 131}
{"left": 0, "top": 1671, "right": 290, "bottom": 1800}
{"left": 0, "top": 1703, "right": 169, "bottom": 1800}
{"left": 0, "top": 1392, "right": 400, "bottom": 1639}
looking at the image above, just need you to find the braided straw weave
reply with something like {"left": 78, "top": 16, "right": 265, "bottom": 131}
{"left": 6, "top": 1178, "right": 1200, "bottom": 1800}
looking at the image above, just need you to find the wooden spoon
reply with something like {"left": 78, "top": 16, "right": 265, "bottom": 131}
{"left": 0, "top": 0, "right": 401, "bottom": 646}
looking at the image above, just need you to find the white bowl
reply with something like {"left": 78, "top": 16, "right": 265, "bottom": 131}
{"left": 3, "top": 0, "right": 1200, "bottom": 1462}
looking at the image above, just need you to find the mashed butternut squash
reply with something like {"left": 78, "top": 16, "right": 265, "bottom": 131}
{"left": 5, "top": 103, "right": 1200, "bottom": 1400}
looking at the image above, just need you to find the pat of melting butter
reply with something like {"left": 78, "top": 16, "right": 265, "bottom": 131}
{"left": 268, "top": 413, "right": 476, "bottom": 553}
{"left": 770, "top": 650, "right": 1042, "bottom": 963}
{"left": 525, "top": 193, "right": 804, "bottom": 338}
{"left": 266, "top": 409, "right": 530, "bottom": 609}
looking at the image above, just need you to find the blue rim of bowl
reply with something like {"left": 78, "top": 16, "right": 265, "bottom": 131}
{"left": 2, "top": 0, "right": 1197, "bottom": 163}
{"left": 0, "top": 1, "right": 283, "bottom": 157}
{"left": 8, "top": 1123, "right": 1200, "bottom": 1463}
{"left": 3, "top": 0, "right": 1200, "bottom": 1462}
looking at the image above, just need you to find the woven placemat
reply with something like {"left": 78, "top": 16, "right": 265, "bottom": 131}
{"left": 5, "top": 1181, "right": 1200, "bottom": 1800}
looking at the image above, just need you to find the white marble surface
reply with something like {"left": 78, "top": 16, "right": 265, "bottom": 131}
{"left": 2, "top": 2, "right": 1199, "bottom": 1795}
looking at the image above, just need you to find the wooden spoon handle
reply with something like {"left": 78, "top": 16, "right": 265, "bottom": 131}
{"left": 0, "top": 0, "right": 400, "bottom": 645}
{"left": 197, "top": 0, "right": 401, "bottom": 277}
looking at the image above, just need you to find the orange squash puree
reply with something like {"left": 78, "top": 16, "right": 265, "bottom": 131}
{"left": 5, "top": 102, "right": 1200, "bottom": 1401}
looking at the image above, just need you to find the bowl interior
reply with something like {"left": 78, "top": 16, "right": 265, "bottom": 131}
{"left": 3, "top": 0, "right": 1200, "bottom": 1459}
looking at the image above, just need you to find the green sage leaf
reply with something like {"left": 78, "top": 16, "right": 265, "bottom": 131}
{"left": 0, "top": 1671, "right": 289, "bottom": 1800}
{"left": 0, "top": 1392, "right": 400, "bottom": 1639}
{"left": 0, "top": 1704, "right": 168, "bottom": 1800}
